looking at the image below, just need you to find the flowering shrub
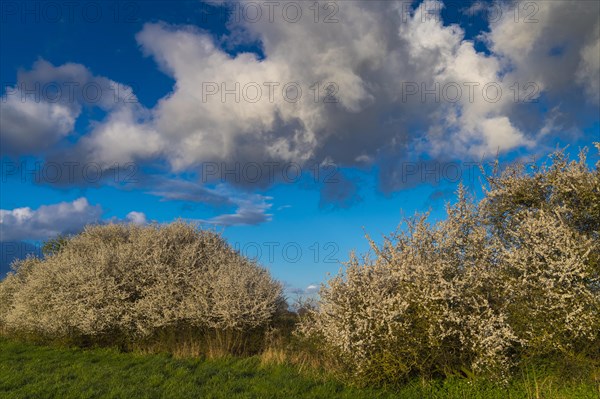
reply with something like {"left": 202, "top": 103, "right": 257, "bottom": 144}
{"left": 299, "top": 188, "right": 516, "bottom": 383}
{"left": 481, "top": 144, "right": 600, "bottom": 356}
{"left": 481, "top": 145, "right": 600, "bottom": 268}
{"left": 299, "top": 145, "right": 600, "bottom": 385}
{"left": 0, "top": 222, "right": 283, "bottom": 353}
{"left": 498, "top": 209, "right": 599, "bottom": 356}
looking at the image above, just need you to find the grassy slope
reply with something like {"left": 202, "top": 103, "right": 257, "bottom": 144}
{"left": 0, "top": 338, "right": 597, "bottom": 399}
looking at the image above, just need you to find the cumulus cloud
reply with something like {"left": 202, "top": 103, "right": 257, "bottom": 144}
{"left": 486, "top": 1, "right": 600, "bottom": 106}
{"left": 125, "top": 211, "right": 147, "bottom": 225}
{"left": 132, "top": 0, "right": 533, "bottom": 166}
{"left": 73, "top": 105, "right": 164, "bottom": 166}
{"left": 1, "top": 59, "right": 137, "bottom": 156}
{"left": 0, "top": 198, "right": 152, "bottom": 241}
{"left": 87, "top": 1, "right": 596, "bottom": 172}
{"left": 4, "top": 1, "right": 598, "bottom": 204}
{"left": 0, "top": 198, "right": 103, "bottom": 242}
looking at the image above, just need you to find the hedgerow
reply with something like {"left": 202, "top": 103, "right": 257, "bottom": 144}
{"left": 298, "top": 145, "right": 600, "bottom": 385}
{"left": 0, "top": 222, "right": 284, "bottom": 355}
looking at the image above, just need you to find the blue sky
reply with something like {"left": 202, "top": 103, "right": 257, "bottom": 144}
{"left": 1, "top": 0, "right": 599, "bottom": 296}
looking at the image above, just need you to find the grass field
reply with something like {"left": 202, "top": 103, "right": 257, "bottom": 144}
{"left": 0, "top": 338, "right": 598, "bottom": 399}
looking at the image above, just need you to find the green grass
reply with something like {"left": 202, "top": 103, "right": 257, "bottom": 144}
{"left": 0, "top": 338, "right": 598, "bottom": 399}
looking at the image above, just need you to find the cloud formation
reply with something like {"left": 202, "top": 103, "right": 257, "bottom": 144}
{"left": 0, "top": 198, "right": 151, "bottom": 242}
{"left": 0, "top": 198, "right": 103, "bottom": 242}
{"left": 1, "top": 59, "right": 136, "bottom": 156}
{"left": 125, "top": 211, "right": 148, "bottom": 225}
{"left": 197, "top": 187, "right": 273, "bottom": 226}
{"left": 78, "top": 1, "right": 598, "bottom": 174}
{"left": 2, "top": 0, "right": 598, "bottom": 206}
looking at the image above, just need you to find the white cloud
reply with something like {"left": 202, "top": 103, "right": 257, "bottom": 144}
{"left": 0, "top": 59, "right": 136, "bottom": 156}
{"left": 0, "top": 198, "right": 103, "bottom": 242}
{"left": 6, "top": 1, "right": 598, "bottom": 198}
{"left": 0, "top": 198, "right": 152, "bottom": 241}
{"left": 90, "top": 0, "right": 566, "bottom": 173}
{"left": 477, "top": 116, "right": 532, "bottom": 156}
{"left": 75, "top": 105, "right": 164, "bottom": 166}
{"left": 125, "top": 211, "right": 147, "bottom": 225}
{"left": 486, "top": 1, "right": 600, "bottom": 105}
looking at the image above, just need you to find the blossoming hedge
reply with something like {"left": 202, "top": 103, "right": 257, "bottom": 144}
{"left": 0, "top": 222, "right": 284, "bottom": 353}
{"left": 299, "top": 145, "right": 600, "bottom": 384}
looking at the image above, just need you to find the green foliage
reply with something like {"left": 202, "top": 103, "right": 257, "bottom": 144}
{"left": 41, "top": 234, "right": 71, "bottom": 257}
